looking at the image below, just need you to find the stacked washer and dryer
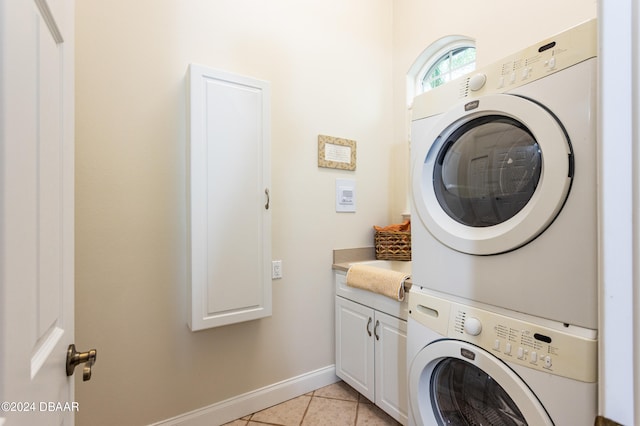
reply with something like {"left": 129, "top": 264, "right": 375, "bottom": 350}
{"left": 407, "top": 20, "right": 598, "bottom": 425}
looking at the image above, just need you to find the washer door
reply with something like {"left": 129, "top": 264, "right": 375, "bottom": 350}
{"left": 409, "top": 340, "right": 552, "bottom": 426}
{"left": 411, "top": 94, "right": 572, "bottom": 255}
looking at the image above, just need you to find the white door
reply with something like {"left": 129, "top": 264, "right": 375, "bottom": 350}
{"left": 0, "top": 0, "right": 78, "bottom": 425}
{"left": 374, "top": 311, "right": 408, "bottom": 424}
{"left": 335, "top": 296, "right": 375, "bottom": 401}
{"left": 187, "top": 64, "right": 272, "bottom": 331}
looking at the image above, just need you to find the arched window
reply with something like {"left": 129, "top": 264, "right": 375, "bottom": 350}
{"left": 421, "top": 46, "right": 476, "bottom": 92}
{"left": 407, "top": 36, "right": 476, "bottom": 105}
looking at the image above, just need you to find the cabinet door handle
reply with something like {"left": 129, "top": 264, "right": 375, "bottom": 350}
{"left": 265, "top": 188, "right": 270, "bottom": 210}
{"left": 366, "top": 317, "right": 372, "bottom": 337}
{"left": 374, "top": 320, "right": 380, "bottom": 341}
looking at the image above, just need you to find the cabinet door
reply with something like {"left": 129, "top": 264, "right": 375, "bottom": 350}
{"left": 335, "top": 296, "right": 375, "bottom": 401}
{"left": 375, "top": 311, "right": 408, "bottom": 424}
{"left": 187, "top": 64, "right": 271, "bottom": 330}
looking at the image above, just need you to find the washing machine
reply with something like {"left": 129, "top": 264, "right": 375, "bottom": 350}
{"left": 406, "top": 289, "right": 597, "bottom": 426}
{"left": 410, "top": 19, "right": 598, "bottom": 329}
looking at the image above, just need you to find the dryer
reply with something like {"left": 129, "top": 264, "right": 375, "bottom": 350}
{"left": 410, "top": 20, "right": 598, "bottom": 328}
{"left": 406, "top": 289, "right": 597, "bottom": 426}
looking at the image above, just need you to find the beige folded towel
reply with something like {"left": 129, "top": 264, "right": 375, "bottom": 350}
{"left": 346, "top": 264, "right": 409, "bottom": 301}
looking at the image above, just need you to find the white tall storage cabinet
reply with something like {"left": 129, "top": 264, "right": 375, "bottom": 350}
{"left": 335, "top": 272, "right": 408, "bottom": 424}
{"left": 187, "top": 64, "right": 271, "bottom": 331}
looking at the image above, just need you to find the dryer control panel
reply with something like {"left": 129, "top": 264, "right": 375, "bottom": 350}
{"left": 408, "top": 289, "right": 597, "bottom": 383}
{"left": 412, "top": 19, "right": 597, "bottom": 120}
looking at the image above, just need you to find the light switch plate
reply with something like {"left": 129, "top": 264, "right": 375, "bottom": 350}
{"left": 272, "top": 260, "right": 283, "bottom": 279}
{"left": 336, "top": 179, "right": 356, "bottom": 213}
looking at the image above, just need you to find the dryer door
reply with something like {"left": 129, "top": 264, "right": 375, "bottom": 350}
{"left": 411, "top": 94, "right": 572, "bottom": 255}
{"left": 408, "top": 339, "right": 553, "bottom": 426}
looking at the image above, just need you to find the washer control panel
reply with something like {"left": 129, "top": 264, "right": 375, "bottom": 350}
{"left": 409, "top": 290, "right": 597, "bottom": 383}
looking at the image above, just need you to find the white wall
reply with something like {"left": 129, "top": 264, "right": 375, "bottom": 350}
{"left": 75, "top": 1, "right": 394, "bottom": 424}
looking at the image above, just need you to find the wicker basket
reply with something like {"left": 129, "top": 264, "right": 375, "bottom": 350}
{"left": 374, "top": 231, "right": 411, "bottom": 261}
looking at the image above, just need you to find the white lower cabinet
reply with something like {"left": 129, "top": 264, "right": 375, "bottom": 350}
{"left": 375, "top": 308, "right": 408, "bottom": 423}
{"left": 335, "top": 280, "right": 408, "bottom": 425}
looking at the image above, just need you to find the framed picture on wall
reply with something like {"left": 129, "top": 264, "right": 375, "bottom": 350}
{"left": 318, "top": 135, "right": 356, "bottom": 171}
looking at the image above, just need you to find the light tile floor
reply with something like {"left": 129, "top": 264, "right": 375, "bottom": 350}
{"left": 223, "top": 381, "right": 401, "bottom": 426}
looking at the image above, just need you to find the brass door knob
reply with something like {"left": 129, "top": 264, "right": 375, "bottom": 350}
{"left": 66, "top": 344, "right": 97, "bottom": 381}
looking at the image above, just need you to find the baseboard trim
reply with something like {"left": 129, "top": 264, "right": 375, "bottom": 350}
{"left": 150, "top": 365, "right": 339, "bottom": 426}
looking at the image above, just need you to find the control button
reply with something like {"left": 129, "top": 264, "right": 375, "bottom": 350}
{"left": 549, "top": 57, "right": 556, "bottom": 69}
{"left": 544, "top": 356, "right": 552, "bottom": 368}
{"left": 505, "top": 343, "right": 512, "bottom": 355}
{"left": 464, "top": 317, "right": 482, "bottom": 336}
{"left": 497, "top": 76, "right": 505, "bottom": 89}
{"left": 493, "top": 340, "right": 501, "bottom": 351}
{"left": 469, "top": 73, "right": 487, "bottom": 91}
{"left": 531, "top": 351, "right": 538, "bottom": 363}
{"left": 510, "top": 72, "right": 516, "bottom": 84}
{"left": 522, "top": 68, "right": 529, "bottom": 79}
{"left": 517, "top": 347, "right": 524, "bottom": 359}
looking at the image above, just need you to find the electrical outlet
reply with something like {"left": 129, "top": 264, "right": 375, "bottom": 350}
{"left": 272, "top": 260, "right": 283, "bottom": 279}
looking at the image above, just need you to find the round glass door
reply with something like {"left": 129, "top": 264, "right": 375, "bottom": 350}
{"left": 411, "top": 94, "right": 572, "bottom": 255}
{"left": 431, "top": 358, "right": 527, "bottom": 425}
{"left": 434, "top": 115, "right": 541, "bottom": 228}
{"left": 408, "top": 340, "right": 553, "bottom": 426}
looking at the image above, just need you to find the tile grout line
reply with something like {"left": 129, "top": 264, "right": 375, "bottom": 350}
{"left": 353, "top": 399, "right": 359, "bottom": 426}
{"left": 298, "top": 390, "right": 314, "bottom": 425}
